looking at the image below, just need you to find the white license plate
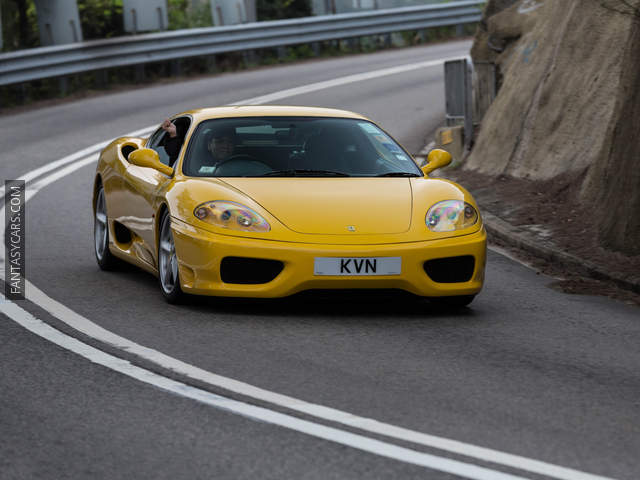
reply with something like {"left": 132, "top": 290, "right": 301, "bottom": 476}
{"left": 314, "top": 257, "right": 401, "bottom": 276}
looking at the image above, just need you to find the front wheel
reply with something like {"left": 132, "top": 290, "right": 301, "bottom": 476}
{"left": 158, "top": 211, "right": 185, "bottom": 304}
{"left": 94, "top": 185, "right": 119, "bottom": 270}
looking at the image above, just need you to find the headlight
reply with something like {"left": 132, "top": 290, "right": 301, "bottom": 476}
{"left": 193, "top": 201, "right": 270, "bottom": 232}
{"left": 426, "top": 200, "right": 478, "bottom": 232}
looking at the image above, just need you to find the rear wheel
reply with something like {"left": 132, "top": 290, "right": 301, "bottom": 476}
{"left": 158, "top": 210, "right": 185, "bottom": 304}
{"left": 431, "top": 295, "right": 476, "bottom": 308}
{"left": 94, "top": 185, "right": 119, "bottom": 270}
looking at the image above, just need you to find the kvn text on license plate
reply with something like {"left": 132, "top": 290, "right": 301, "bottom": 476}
{"left": 313, "top": 257, "right": 401, "bottom": 276}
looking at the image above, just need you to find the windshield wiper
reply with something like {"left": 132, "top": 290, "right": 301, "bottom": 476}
{"left": 376, "top": 172, "right": 421, "bottom": 177}
{"left": 260, "top": 169, "right": 350, "bottom": 177}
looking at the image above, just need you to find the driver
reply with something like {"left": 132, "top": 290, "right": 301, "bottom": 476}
{"left": 161, "top": 119, "right": 237, "bottom": 169}
{"left": 206, "top": 128, "right": 236, "bottom": 163}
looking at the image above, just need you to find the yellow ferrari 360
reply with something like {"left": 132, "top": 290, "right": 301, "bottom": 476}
{"left": 93, "top": 106, "right": 486, "bottom": 304}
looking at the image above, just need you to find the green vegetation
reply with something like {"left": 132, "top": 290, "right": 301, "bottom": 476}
{"left": 0, "top": 0, "right": 125, "bottom": 48}
{"left": 77, "top": 0, "right": 123, "bottom": 40}
{"left": 0, "top": 0, "right": 216, "bottom": 50}
{"left": 167, "top": 0, "right": 213, "bottom": 29}
{"left": 257, "top": 0, "right": 311, "bottom": 21}
{"left": 0, "top": 0, "right": 477, "bottom": 109}
{"left": 1, "top": 0, "right": 38, "bottom": 50}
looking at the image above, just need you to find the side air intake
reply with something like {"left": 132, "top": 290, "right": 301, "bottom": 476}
{"left": 424, "top": 256, "right": 475, "bottom": 283}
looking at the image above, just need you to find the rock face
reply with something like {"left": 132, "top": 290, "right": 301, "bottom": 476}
{"left": 467, "top": 0, "right": 640, "bottom": 255}
{"left": 581, "top": 19, "right": 640, "bottom": 255}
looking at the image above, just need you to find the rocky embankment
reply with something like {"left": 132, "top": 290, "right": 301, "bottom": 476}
{"left": 466, "top": 0, "right": 640, "bottom": 257}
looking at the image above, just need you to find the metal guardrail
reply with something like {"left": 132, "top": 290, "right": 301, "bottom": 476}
{"left": 444, "top": 57, "right": 473, "bottom": 148}
{"left": 0, "top": 1, "right": 483, "bottom": 87}
{"left": 444, "top": 57, "right": 497, "bottom": 150}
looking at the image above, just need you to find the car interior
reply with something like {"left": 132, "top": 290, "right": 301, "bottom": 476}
{"left": 183, "top": 117, "right": 416, "bottom": 177}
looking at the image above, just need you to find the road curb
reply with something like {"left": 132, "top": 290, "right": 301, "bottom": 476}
{"left": 482, "top": 211, "right": 640, "bottom": 294}
{"left": 420, "top": 136, "right": 640, "bottom": 296}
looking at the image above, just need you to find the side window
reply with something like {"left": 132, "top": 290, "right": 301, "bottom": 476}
{"left": 153, "top": 117, "right": 192, "bottom": 166}
{"left": 147, "top": 127, "right": 171, "bottom": 166}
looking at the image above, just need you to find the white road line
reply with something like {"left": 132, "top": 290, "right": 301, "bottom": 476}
{"left": 0, "top": 295, "right": 529, "bottom": 480}
{"left": 19, "top": 277, "right": 617, "bottom": 480}
{"left": 0, "top": 58, "right": 618, "bottom": 480}
{"left": 233, "top": 58, "right": 456, "bottom": 105}
{"left": 0, "top": 126, "right": 155, "bottom": 199}
{"left": 28, "top": 154, "right": 100, "bottom": 196}
{"left": 1, "top": 56, "right": 455, "bottom": 195}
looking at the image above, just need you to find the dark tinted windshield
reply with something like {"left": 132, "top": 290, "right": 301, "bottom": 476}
{"left": 183, "top": 117, "right": 421, "bottom": 177}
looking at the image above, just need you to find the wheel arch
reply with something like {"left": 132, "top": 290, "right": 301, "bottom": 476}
{"left": 155, "top": 202, "right": 170, "bottom": 254}
{"left": 92, "top": 174, "right": 103, "bottom": 213}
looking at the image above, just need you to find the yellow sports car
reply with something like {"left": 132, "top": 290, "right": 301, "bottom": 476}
{"left": 93, "top": 106, "right": 486, "bottom": 305}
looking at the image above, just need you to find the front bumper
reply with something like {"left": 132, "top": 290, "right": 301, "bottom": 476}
{"left": 171, "top": 219, "right": 487, "bottom": 298}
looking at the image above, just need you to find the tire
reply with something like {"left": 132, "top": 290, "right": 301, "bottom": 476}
{"left": 431, "top": 295, "right": 476, "bottom": 308}
{"left": 94, "top": 185, "right": 120, "bottom": 270}
{"left": 158, "top": 210, "right": 185, "bottom": 304}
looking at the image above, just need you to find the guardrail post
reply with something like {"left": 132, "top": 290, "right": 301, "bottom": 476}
{"left": 95, "top": 70, "right": 108, "bottom": 89}
{"left": 444, "top": 58, "right": 474, "bottom": 150}
{"left": 347, "top": 38, "right": 360, "bottom": 52}
{"left": 206, "top": 55, "right": 218, "bottom": 73}
{"left": 59, "top": 77, "right": 68, "bottom": 97}
{"left": 135, "top": 64, "right": 145, "bottom": 83}
{"left": 456, "top": 24, "right": 465, "bottom": 37}
{"left": 19, "top": 84, "right": 28, "bottom": 105}
{"left": 171, "top": 59, "right": 182, "bottom": 77}
{"left": 243, "top": 50, "right": 258, "bottom": 67}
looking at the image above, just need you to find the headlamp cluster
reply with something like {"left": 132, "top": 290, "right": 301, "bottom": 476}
{"left": 194, "top": 201, "right": 270, "bottom": 232}
{"left": 426, "top": 200, "right": 478, "bottom": 232}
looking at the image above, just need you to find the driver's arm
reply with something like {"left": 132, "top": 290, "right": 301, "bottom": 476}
{"left": 161, "top": 119, "right": 182, "bottom": 166}
{"left": 164, "top": 136, "right": 182, "bottom": 165}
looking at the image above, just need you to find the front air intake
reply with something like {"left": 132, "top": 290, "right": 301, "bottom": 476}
{"left": 220, "top": 257, "right": 284, "bottom": 284}
{"left": 424, "top": 256, "right": 475, "bottom": 283}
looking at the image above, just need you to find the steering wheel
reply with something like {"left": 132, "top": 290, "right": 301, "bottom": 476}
{"left": 213, "top": 154, "right": 273, "bottom": 176}
{"left": 214, "top": 154, "right": 259, "bottom": 168}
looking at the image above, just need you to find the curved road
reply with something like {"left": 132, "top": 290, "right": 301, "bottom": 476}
{"left": 1, "top": 41, "right": 639, "bottom": 480}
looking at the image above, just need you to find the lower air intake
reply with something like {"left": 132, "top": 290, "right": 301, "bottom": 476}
{"left": 424, "top": 256, "right": 475, "bottom": 283}
{"left": 220, "top": 257, "right": 284, "bottom": 284}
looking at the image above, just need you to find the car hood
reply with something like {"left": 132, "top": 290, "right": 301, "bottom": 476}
{"left": 219, "top": 178, "right": 412, "bottom": 235}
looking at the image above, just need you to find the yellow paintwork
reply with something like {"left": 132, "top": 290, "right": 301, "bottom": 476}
{"left": 129, "top": 148, "right": 174, "bottom": 176}
{"left": 94, "top": 105, "right": 486, "bottom": 298}
{"left": 219, "top": 177, "right": 412, "bottom": 235}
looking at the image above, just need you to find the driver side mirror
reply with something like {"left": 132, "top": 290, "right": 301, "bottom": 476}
{"left": 421, "top": 149, "right": 452, "bottom": 177}
{"left": 129, "top": 148, "right": 174, "bottom": 176}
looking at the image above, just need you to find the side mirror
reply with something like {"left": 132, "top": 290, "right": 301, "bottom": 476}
{"left": 421, "top": 149, "right": 452, "bottom": 177}
{"left": 128, "top": 148, "right": 174, "bottom": 176}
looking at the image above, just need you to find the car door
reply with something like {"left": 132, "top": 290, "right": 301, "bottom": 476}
{"left": 120, "top": 117, "right": 191, "bottom": 267}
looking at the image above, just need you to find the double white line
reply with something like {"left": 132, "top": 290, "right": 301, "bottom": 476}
{"left": 0, "top": 58, "right": 616, "bottom": 480}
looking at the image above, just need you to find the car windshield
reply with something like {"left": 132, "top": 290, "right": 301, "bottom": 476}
{"left": 182, "top": 117, "right": 422, "bottom": 177}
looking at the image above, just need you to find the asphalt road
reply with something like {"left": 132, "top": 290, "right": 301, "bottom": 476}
{"left": 1, "top": 40, "right": 639, "bottom": 480}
